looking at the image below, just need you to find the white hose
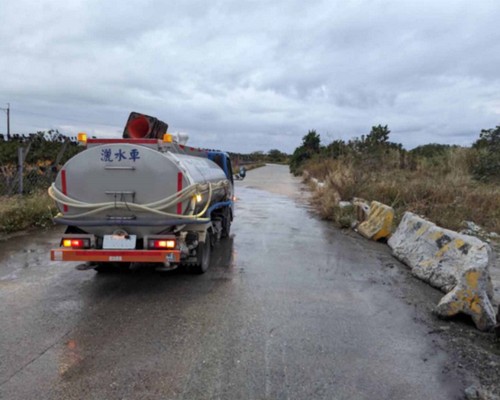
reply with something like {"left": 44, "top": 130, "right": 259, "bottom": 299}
{"left": 48, "top": 180, "right": 228, "bottom": 221}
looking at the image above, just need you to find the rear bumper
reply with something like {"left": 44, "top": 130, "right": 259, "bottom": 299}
{"left": 51, "top": 249, "right": 181, "bottom": 263}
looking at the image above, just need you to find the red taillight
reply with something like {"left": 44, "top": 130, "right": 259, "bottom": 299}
{"left": 61, "top": 238, "right": 90, "bottom": 249}
{"left": 148, "top": 239, "right": 176, "bottom": 249}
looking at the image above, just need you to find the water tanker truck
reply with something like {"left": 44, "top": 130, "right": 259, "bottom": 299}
{"left": 49, "top": 112, "right": 234, "bottom": 273}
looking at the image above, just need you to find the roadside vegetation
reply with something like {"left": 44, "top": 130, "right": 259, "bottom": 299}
{"left": 0, "top": 191, "right": 56, "bottom": 234}
{"left": 0, "top": 130, "right": 82, "bottom": 165}
{"left": 230, "top": 148, "right": 289, "bottom": 166}
{"left": 290, "top": 126, "right": 500, "bottom": 233}
{"left": 0, "top": 131, "right": 81, "bottom": 235}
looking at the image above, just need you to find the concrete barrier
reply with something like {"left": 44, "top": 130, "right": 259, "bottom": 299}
{"left": 303, "top": 171, "right": 325, "bottom": 190}
{"left": 388, "top": 212, "right": 496, "bottom": 331}
{"left": 310, "top": 177, "right": 325, "bottom": 189}
{"left": 357, "top": 201, "right": 394, "bottom": 241}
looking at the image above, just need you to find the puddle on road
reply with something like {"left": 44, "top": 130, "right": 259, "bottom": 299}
{"left": 236, "top": 164, "right": 311, "bottom": 205}
{"left": 0, "top": 228, "right": 64, "bottom": 281}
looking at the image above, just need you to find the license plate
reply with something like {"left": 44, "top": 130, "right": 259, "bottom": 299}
{"left": 103, "top": 235, "right": 137, "bottom": 249}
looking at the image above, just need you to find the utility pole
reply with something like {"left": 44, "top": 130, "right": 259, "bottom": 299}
{"left": 0, "top": 103, "right": 9, "bottom": 138}
{"left": 18, "top": 146, "right": 24, "bottom": 195}
{"left": 6, "top": 103, "right": 9, "bottom": 137}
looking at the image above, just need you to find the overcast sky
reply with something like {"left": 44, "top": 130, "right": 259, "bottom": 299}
{"left": 1, "top": 0, "right": 499, "bottom": 153}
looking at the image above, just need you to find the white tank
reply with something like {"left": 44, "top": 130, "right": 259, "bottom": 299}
{"left": 53, "top": 143, "right": 230, "bottom": 236}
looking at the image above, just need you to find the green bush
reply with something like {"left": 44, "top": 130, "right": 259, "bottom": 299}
{"left": 289, "top": 130, "right": 321, "bottom": 175}
{"left": 472, "top": 126, "right": 500, "bottom": 183}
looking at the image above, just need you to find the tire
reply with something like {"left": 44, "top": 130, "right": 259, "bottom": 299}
{"left": 221, "top": 207, "right": 232, "bottom": 238}
{"left": 190, "top": 235, "right": 211, "bottom": 274}
{"left": 94, "top": 263, "right": 115, "bottom": 273}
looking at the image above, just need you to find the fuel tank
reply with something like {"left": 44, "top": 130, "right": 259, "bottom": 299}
{"left": 53, "top": 143, "right": 230, "bottom": 236}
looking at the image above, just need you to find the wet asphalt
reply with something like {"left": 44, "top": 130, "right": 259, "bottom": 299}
{"left": 0, "top": 164, "right": 464, "bottom": 399}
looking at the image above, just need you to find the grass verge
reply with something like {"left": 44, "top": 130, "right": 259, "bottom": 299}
{"left": 0, "top": 191, "right": 56, "bottom": 234}
{"left": 304, "top": 154, "right": 500, "bottom": 233}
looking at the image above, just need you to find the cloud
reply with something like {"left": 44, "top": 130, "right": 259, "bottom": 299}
{"left": 1, "top": 0, "right": 499, "bottom": 153}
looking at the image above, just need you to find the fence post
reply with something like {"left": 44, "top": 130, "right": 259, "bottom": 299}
{"left": 18, "top": 146, "right": 24, "bottom": 195}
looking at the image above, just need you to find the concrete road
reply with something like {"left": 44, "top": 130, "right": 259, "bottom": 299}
{"left": 0, "top": 164, "right": 464, "bottom": 399}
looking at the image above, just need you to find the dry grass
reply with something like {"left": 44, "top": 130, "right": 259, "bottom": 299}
{"left": 305, "top": 148, "right": 500, "bottom": 233}
{"left": 0, "top": 191, "right": 56, "bottom": 234}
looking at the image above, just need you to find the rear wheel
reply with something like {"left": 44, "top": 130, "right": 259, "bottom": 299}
{"left": 190, "top": 235, "right": 211, "bottom": 274}
{"left": 221, "top": 207, "right": 232, "bottom": 238}
{"left": 94, "top": 263, "right": 115, "bottom": 273}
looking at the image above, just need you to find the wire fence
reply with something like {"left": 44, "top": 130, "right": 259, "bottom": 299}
{"left": 0, "top": 161, "right": 57, "bottom": 196}
{"left": 0, "top": 132, "right": 82, "bottom": 197}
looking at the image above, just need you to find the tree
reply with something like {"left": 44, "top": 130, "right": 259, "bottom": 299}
{"left": 410, "top": 143, "right": 452, "bottom": 159}
{"left": 341, "top": 124, "right": 405, "bottom": 170}
{"left": 366, "top": 124, "right": 390, "bottom": 145}
{"left": 289, "top": 130, "right": 322, "bottom": 175}
{"left": 302, "top": 130, "right": 321, "bottom": 153}
{"left": 323, "top": 139, "right": 349, "bottom": 159}
{"left": 473, "top": 127, "right": 500, "bottom": 151}
{"left": 289, "top": 146, "right": 308, "bottom": 175}
{"left": 248, "top": 151, "right": 266, "bottom": 162}
{"left": 472, "top": 126, "right": 500, "bottom": 182}
{"left": 290, "top": 130, "right": 321, "bottom": 175}
{"left": 0, "top": 130, "right": 82, "bottom": 165}
{"left": 267, "top": 149, "right": 287, "bottom": 163}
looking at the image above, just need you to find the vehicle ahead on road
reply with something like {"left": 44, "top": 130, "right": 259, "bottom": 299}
{"left": 234, "top": 166, "right": 247, "bottom": 180}
{"left": 49, "top": 112, "right": 234, "bottom": 274}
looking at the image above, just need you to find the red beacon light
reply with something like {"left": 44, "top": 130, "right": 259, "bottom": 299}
{"left": 127, "top": 116, "right": 150, "bottom": 138}
{"left": 123, "top": 112, "right": 168, "bottom": 139}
